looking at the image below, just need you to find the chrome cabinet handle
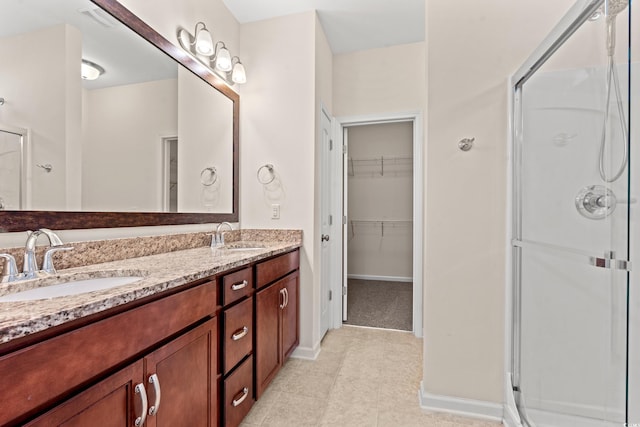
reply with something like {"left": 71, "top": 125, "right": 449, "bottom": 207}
{"left": 232, "top": 387, "right": 249, "bottom": 407}
{"left": 279, "top": 289, "right": 285, "bottom": 309}
{"left": 134, "top": 383, "right": 148, "bottom": 426}
{"left": 231, "top": 326, "right": 249, "bottom": 341}
{"left": 148, "top": 374, "right": 161, "bottom": 416}
{"left": 231, "top": 280, "right": 248, "bottom": 291}
{"left": 321, "top": 234, "right": 330, "bottom": 242}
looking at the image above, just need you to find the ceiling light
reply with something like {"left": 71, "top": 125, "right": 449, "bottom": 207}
{"left": 81, "top": 59, "right": 104, "bottom": 80}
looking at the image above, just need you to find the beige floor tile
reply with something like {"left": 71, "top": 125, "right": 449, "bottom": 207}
{"left": 377, "top": 409, "right": 441, "bottom": 427}
{"left": 320, "top": 398, "right": 378, "bottom": 426}
{"left": 242, "top": 387, "right": 281, "bottom": 426}
{"left": 242, "top": 326, "right": 502, "bottom": 427}
{"left": 261, "top": 392, "right": 327, "bottom": 427}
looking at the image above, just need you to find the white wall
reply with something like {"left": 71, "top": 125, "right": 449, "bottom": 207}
{"left": 424, "top": 0, "right": 575, "bottom": 404}
{"left": 82, "top": 79, "right": 177, "bottom": 211}
{"left": 238, "top": 11, "right": 320, "bottom": 354}
{"left": 177, "top": 67, "right": 233, "bottom": 213}
{"left": 0, "top": 24, "right": 82, "bottom": 211}
{"left": 333, "top": 42, "right": 425, "bottom": 117}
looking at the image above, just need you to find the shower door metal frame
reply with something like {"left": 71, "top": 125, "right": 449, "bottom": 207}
{"left": 508, "top": 0, "right": 630, "bottom": 425}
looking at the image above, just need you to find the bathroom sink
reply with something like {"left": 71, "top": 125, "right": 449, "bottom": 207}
{"left": 0, "top": 276, "right": 143, "bottom": 302}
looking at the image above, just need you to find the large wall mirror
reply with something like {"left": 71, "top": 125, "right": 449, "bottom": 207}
{"left": 0, "top": 0, "right": 239, "bottom": 232}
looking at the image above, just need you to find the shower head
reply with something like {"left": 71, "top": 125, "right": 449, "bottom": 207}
{"left": 606, "top": 0, "right": 628, "bottom": 19}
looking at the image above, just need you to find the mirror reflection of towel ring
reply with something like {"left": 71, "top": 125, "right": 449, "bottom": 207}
{"left": 257, "top": 164, "right": 276, "bottom": 185}
{"left": 200, "top": 166, "right": 217, "bottom": 186}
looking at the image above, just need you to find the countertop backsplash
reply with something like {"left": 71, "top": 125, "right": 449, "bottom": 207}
{"left": 0, "top": 229, "right": 302, "bottom": 274}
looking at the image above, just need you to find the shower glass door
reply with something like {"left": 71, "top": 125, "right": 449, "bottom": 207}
{"left": 513, "top": 1, "right": 630, "bottom": 426}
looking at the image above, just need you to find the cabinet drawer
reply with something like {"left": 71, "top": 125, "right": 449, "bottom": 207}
{"left": 223, "top": 297, "right": 253, "bottom": 374}
{"left": 255, "top": 250, "right": 299, "bottom": 289}
{"left": 222, "top": 267, "right": 252, "bottom": 306}
{"left": 224, "top": 355, "right": 254, "bottom": 427}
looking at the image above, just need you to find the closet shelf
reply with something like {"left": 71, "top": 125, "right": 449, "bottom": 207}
{"left": 348, "top": 156, "right": 412, "bottom": 177}
{"left": 349, "top": 219, "right": 412, "bottom": 237}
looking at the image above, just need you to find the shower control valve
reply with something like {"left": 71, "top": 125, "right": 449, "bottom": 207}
{"left": 575, "top": 185, "right": 617, "bottom": 220}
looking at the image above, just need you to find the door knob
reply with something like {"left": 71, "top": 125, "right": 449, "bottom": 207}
{"left": 321, "top": 234, "right": 330, "bottom": 242}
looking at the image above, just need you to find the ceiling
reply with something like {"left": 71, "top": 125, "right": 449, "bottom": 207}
{"left": 222, "top": 0, "right": 426, "bottom": 54}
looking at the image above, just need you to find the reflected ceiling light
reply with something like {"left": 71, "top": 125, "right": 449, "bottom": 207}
{"left": 177, "top": 22, "right": 247, "bottom": 85}
{"left": 81, "top": 59, "right": 104, "bottom": 80}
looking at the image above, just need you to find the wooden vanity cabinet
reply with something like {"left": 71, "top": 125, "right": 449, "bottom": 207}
{"left": 0, "top": 248, "right": 299, "bottom": 427}
{"left": 26, "top": 319, "right": 218, "bottom": 427}
{"left": 255, "top": 255, "right": 300, "bottom": 399}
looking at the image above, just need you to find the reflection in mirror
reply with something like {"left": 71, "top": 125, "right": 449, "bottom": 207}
{"left": 0, "top": 124, "right": 28, "bottom": 211}
{"left": 0, "top": 0, "right": 237, "bottom": 230}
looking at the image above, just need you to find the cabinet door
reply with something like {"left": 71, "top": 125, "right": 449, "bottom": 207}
{"left": 255, "top": 282, "right": 282, "bottom": 398}
{"left": 144, "top": 318, "right": 217, "bottom": 427}
{"left": 281, "top": 272, "right": 299, "bottom": 360}
{"left": 26, "top": 362, "right": 145, "bottom": 427}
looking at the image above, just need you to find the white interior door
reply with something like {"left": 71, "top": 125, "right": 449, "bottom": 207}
{"left": 320, "top": 108, "right": 333, "bottom": 338}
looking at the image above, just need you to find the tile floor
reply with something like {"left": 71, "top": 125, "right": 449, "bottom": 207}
{"left": 240, "top": 326, "right": 503, "bottom": 427}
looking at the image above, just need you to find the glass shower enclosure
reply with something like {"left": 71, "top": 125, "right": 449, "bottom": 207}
{"left": 511, "top": 0, "right": 636, "bottom": 426}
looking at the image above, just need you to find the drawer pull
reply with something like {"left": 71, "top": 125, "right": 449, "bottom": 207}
{"left": 134, "top": 383, "right": 148, "bottom": 426}
{"left": 231, "top": 280, "right": 248, "bottom": 291}
{"left": 283, "top": 287, "right": 289, "bottom": 308}
{"left": 232, "top": 387, "right": 249, "bottom": 407}
{"left": 232, "top": 326, "right": 249, "bottom": 341}
{"left": 148, "top": 373, "right": 162, "bottom": 416}
{"left": 279, "top": 288, "right": 285, "bottom": 309}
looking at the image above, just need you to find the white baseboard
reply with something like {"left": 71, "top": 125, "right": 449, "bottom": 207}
{"left": 419, "top": 382, "right": 503, "bottom": 423}
{"left": 290, "top": 343, "right": 320, "bottom": 360}
{"left": 347, "top": 274, "right": 412, "bottom": 283}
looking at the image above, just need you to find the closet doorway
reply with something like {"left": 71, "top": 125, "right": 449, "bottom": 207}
{"left": 337, "top": 113, "right": 423, "bottom": 335}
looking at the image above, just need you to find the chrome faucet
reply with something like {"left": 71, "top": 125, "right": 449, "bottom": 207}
{"left": 0, "top": 254, "right": 18, "bottom": 283}
{"left": 23, "top": 228, "right": 72, "bottom": 278}
{"left": 211, "top": 222, "right": 234, "bottom": 247}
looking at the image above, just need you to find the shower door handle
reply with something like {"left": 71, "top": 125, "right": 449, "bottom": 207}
{"left": 589, "top": 251, "right": 632, "bottom": 271}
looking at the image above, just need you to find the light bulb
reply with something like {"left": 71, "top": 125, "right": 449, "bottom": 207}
{"left": 232, "top": 61, "right": 247, "bottom": 84}
{"left": 195, "top": 24, "right": 214, "bottom": 56}
{"left": 215, "top": 46, "right": 232, "bottom": 72}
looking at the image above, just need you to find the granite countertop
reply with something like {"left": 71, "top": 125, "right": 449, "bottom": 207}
{"left": 0, "top": 238, "right": 301, "bottom": 346}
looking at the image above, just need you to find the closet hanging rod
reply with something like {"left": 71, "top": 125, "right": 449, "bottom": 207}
{"left": 349, "top": 219, "right": 412, "bottom": 237}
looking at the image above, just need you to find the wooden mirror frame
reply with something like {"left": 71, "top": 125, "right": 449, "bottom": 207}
{"left": 0, "top": 0, "right": 239, "bottom": 232}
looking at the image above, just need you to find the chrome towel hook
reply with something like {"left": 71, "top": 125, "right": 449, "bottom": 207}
{"left": 458, "top": 137, "right": 475, "bottom": 151}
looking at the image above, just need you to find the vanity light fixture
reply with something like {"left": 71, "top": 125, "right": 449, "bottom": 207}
{"left": 177, "top": 22, "right": 247, "bottom": 85}
{"left": 81, "top": 59, "right": 104, "bottom": 80}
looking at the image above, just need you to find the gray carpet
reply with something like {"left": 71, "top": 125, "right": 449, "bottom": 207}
{"left": 343, "top": 279, "right": 412, "bottom": 331}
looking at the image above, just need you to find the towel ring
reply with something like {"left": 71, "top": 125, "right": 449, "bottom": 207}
{"left": 257, "top": 164, "right": 275, "bottom": 185}
{"left": 200, "top": 166, "right": 217, "bottom": 186}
